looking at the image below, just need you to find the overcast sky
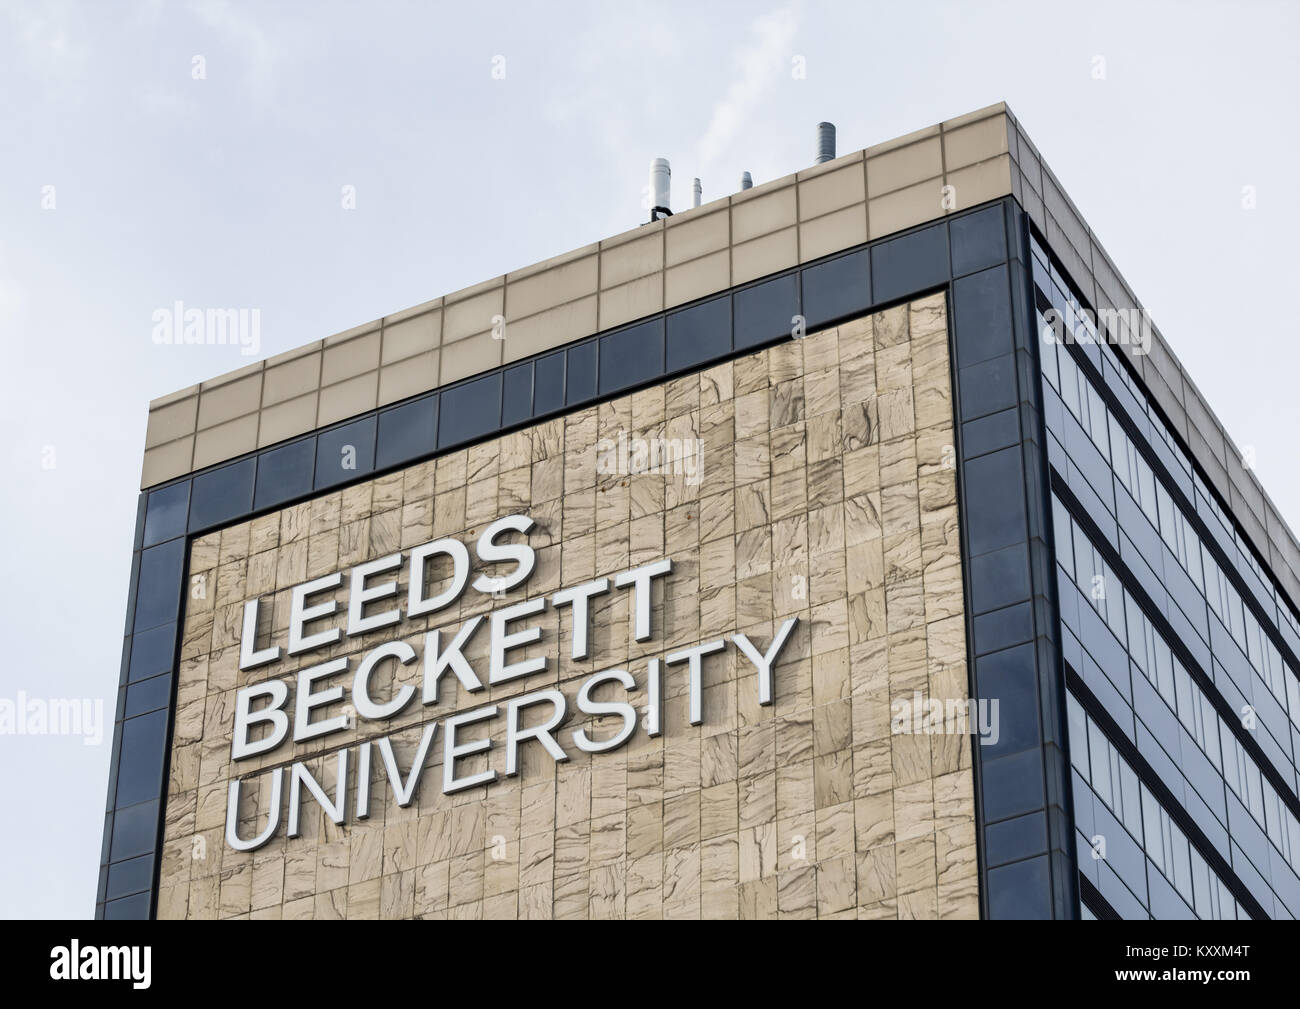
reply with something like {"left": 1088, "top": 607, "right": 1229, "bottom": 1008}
{"left": 2, "top": 0, "right": 1297, "bottom": 919}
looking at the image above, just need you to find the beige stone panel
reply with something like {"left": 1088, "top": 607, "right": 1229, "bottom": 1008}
{"left": 664, "top": 249, "right": 730, "bottom": 309}
{"left": 732, "top": 168, "right": 796, "bottom": 202}
{"left": 665, "top": 210, "right": 729, "bottom": 268}
{"left": 265, "top": 342, "right": 322, "bottom": 370}
{"left": 862, "top": 123, "right": 940, "bottom": 161}
{"left": 444, "top": 286, "right": 505, "bottom": 345}
{"left": 440, "top": 331, "right": 504, "bottom": 385}
{"left": 501, "top": 296, "right": 598, "bottom": 364}
{"left": 508, "top": 242, "right": 599, "bottom": 282}
{"left": 732, "top": 228, "right": 798, "bottom": 285}
{"left": 146, "top": 396, "right": 199, "bottom": 449}
{"left": 378, "top": 350, "right": 440, "bottom": 406}
{"left": 506, "top": 255, "right": 598, "bottom": 320}
{"left": 317, "top": 371, "right": 379, "bottom": 427}
{"left": 198, "top": 360, "right": 261, "bottom": 392}
{"left": 941, "top": 102, "right": 1007, "bottom": 131}
{"left": 600, "top": 217, "right": 662, "bottom": 254}
{"left": 196, "top": 373, "right": 261, "bottom": 431}
{"left": 192, "top": 413, "right": 258, "bottom": 470}
{"left": 799, "top": 205, "right": 868, "bottom": 264}
{"left": 798, "top": 164, "right": 866, "bottom": 221}
{"left": 943, "top": 155, "right": 1014, "bottom": 211}
{"left": 796, "top": 149, "right": 863, "bottom": 184}
{"left": 262, "top": 352, "right": 321, "bottom": 407}
{"left": 730, "top": 187, "right": 796, "bottom": 246}
{"left": 868, "top": 179, "right": 946, "bottom": 240}
{"left": 385, "top": 297, "right": 442, "bottom": 326}
{"left": 141, "top": 435, "right": 194, "bottom": 488}
{"left": 322, "top": 331, "right": 381, "bottom": 387}
{"left": 866, "top": 137, "right": 942, "bottom": 199}
{"left": 257, "top": 392, "right": 318, "bottom": 448}
{"left": 600, "top": 232, "right": 663, "bottom": 288}
{"left": 382, "top": 311, "right": 441, "bottom": 366}
{"left": 943, "top": 115, "right": 1010, "bottom": 171}
{"left": 323, "top": 320, "right": 380, "bottom": 346}
{"left": 150, "top": 383, "right": 200, "bottom": 411}
{"left": 599, "top": 274, "right": 663, "bottom": 330}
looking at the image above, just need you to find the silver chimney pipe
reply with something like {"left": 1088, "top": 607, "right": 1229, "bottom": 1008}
{"left": 815, "top": 122, "right": 836, "bottom": 164}
{"left": 649, "top": 157, "right": 672, "bottom": 220}
{"left": 740, "top": 171, "right": 753, "bottom": 190}
{"left": 692, "top": 178, "right": 702, "bottom": 208}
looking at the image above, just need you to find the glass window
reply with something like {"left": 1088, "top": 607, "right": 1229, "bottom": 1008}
{"left": 1058, "top": 349, "right": 1081, "bottom": 419}
{"left": 1039, "top": 312, "right": 1061, "bottom": 391}
{"left": 1201, "top": 696, "right": 1222, "bottom": 770}
{"left": 533, "top": 352, "right": 565, "bottom": 416}
{"left": 114, "top": 710, "right": 168, "bottom": 807}
{"left": 1103, "top": 568, "right": 1126, "bottom": 642}
{"left": 142, "top": 481, "right": 189, "bottom": 547}
{"left": 128, "top": 621, "right": 175, "bottom": 683}
{"left": 801, "top": 249, "right": 869, "bottom": 328}
{"left": 1173, "top": 664, "right": 1195, "bottom": 735}
{"left": 124, "top": 673, "right": 171, "bottom": 718}
{"left": 103, "top": 892, "right": 150, "bottom": 920}
{"left": 188, "top": 457, "right": 255, "bottom": 531}
{"left": 439, "top": 372, "right": 502, "bottom": 449}
{"left": 870, "top": 223, "right": 949, "bottom": 303}
{"left": 1052, "top": 497, "right": 1075, "bottom": 575}
{"left": 1088, "top": 718, "right": 1112, "bottom": 807}
{"left": 1169, "top": 819, "right": 1193, "bottom": 903}
{"left": 1085, "top": 383, "right": 1109, "bottom": 455}
{"left": 1137, "top": 451, "right": 1158, "bottom": 520}
{"left": 1067, "top": 693, "right": 1088, "bottom": 774}
{"left": 376, "top": 394, "right": 437, "bottom": 470}
{"left": 565, "top": 341, "right": 597, "bottom": 405}
{"left": 962, "top": 446, "right": 1027, "bottom": 557}
{"left": 969, "top": 543, "right": 1031, "bottom": 614}
{"left": 501, "top": 363, "right": 533, "bottom": 428}
{"left": 133, "top": 539, "right": 185, "bottom": 633}
{"left": 315, "top": 416, "right": 376, "bottom": 489}
{"left": 949, "top": 205, "right": 1007, "bottom": 277}
{"left": 108, "top": 799, "right": 159, "bottom": 862}
{"left": 952, "top": 265, "right": 1014, "bottom": 369}
{"left": 1119, "top": 762, "right": 1143, "bottom": 838}
{"left": 1191, "top": 852, "right": 1212, "bottom": 916}
{"left": 105, "top": 853, "right": 153, "bottom": 901}
{"left": 254, "top": 436, "right": 315, "bottom": 509}
{"left": 599, "top": 318, "right": 663, "bottom": 395}
{"left": 666, "top": 296, "right": 731, "bottom": 372}
{"left": 734, "top": 273, "right": 798, "bottom": 351}
{"left": 1141, "top": 786, "right": 1164, "bottom": 872}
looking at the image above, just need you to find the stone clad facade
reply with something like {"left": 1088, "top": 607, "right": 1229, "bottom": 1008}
{"left": 104, "top": 102, "right": 1300, "bottom": 921}
{"left": 154, "top": 294, "right": 980, "bottom": 919}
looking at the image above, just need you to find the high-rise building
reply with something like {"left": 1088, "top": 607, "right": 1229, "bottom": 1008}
{"left": 100, "top": 103, "right": 1300, "bottom": 920}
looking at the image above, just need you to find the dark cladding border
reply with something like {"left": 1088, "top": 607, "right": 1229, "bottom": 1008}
{"left": 945, "top": 205, "right": 1077, "bottom": 918}
{"left": 100, "top": 197, "right": 1058, "bottom": 919}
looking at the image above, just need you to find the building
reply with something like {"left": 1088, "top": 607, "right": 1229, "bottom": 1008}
{"left": 98, "top": 102, "right": 1300, "bottom": 920}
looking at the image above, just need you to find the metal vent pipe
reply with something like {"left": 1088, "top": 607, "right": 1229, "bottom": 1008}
{"left": 815, "top": 122, "right": 836, "bottom": 164}
{"left": 649, "top": 157, "right": 671, "bottom": 220}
